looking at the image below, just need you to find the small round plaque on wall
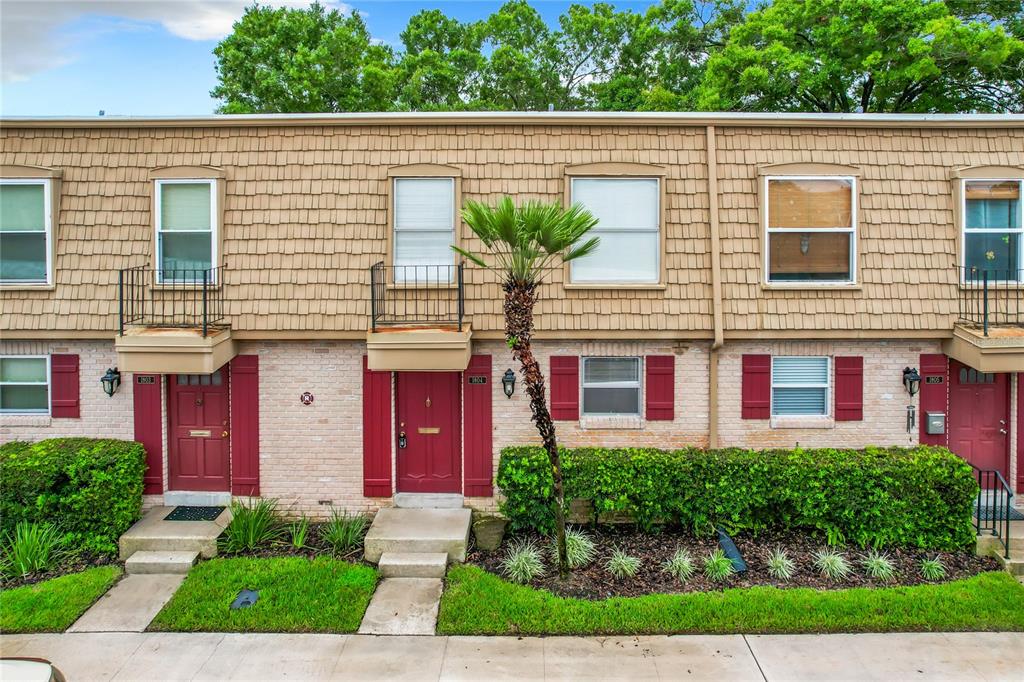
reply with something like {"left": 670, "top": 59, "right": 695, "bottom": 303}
{"left": 300, "top": 392, "right": 315, "bottom": 405}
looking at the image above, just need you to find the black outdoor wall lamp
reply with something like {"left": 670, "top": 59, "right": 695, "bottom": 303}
{"left": 101, "top": 367, "right": 122, "bottom": 397}
{"left": 502, "top": 369, "right": 516, "bottom": 399}
{"left": 902, "top": 367, "right": 921, "bottom": 397}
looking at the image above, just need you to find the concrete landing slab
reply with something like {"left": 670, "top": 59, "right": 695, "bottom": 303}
{"left": 68, "top": 574, "right": 184, "bottom": 633}
{"left": 364, "top": 508, "right": 471, "bottom": 563}
{"left": 357, "top": 578, "right": 442, "bottom": 636}
{"left": 119, "top": 506, "right": 230, "bottom": 560}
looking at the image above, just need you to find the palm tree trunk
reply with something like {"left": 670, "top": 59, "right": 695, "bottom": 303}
{"left": 504, "top": 278, "right": 569, "bottom": 578}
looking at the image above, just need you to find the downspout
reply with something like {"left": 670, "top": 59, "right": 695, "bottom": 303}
{"left": 706, "top": 125, "right": 725, "bottom": 448}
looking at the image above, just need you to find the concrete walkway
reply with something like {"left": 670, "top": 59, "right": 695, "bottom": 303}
{"left": 68, "top": 575, "right": 185, "bottom": 633}
{"left": 0, "top": 631, "right": 1020, "bottom": 681}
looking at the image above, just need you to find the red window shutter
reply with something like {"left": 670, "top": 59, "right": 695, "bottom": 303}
{"left": 645, "top": 355, "right": 675, "bottom": 421}
{"left": 550, "top": 356, "right": 579, "bottom": 421}
{"left": 919, "top": 353, "right": 948, "bottom": 446}
{"left": 741, "top": 354, "right": 771, "bottom": 419}
{"left": 133, "top": 374, "right": 163, "bottom": 495}
{"left": 834, "top": 356, "right": 864, "bottom": 421}
{"left": 50, "top": 354, "right": 80, "bottom": 418}
{"left": 363, "top": 356, "right": 392, "bottom": 497}
{"left": 230, "top": 355, "right": 260, "bottom": 496}
{"left": 463, "top": 354, "right": 493, "bottom": 497}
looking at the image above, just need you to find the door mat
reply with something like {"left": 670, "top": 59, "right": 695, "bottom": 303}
{"left": 975, "top": 506, "right": 1024, "bottom": 521}
{"left": 164, "top": 506, "right": 225, "bottom": 522}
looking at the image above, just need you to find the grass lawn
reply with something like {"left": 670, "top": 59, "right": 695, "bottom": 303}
{"left": 0, "top": 566, "right": 122, "bottom": 634}
{"left": 438, "top": 565, "right": 1024, "bottom": 635}
{"left": 149, "top": 556, "right": 377, "bottom": 633}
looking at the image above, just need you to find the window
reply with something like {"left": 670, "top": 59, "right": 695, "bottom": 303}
{"left": 771, "top": 356, "right": 830, "bottom": 417}
{"left": 0, "top": 356, "right": 49, "bottom": 414}
{"left": 155, "top": 179, "right": 216, "bottom": 282}
{"left": 962, "top": 179, "right": 1022, "bottom": 281}
{"left": 175, "top": 370, "right": 224, "bottom": 386}
{"left": 569, "top": 178, "right": 660, "bottom": 283}
{"left": 393, "top": 177, "right": 455, "bottom": 280}
{"left": 582, "top": 357, "right": 641, "bottom": 416}
{"left": 0, "top": 179, "right": 51, "bottom": 285}
{"left": 766, "top": 177, "right": 856, "bottom": 284}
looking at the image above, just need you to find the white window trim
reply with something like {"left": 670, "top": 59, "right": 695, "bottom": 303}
{"left": 763, "top": 175, "right": 858, "bottom": 286}
{"left": 0, "top": 355, "right": 51, "bottom": 415}
{"left": 569, "top": 177, "right": 661, "bottom": 285}
{"left": 392, "top": 176, "right": 457, "bottom": 281}
{"left": 959, "top": 178, "right": 1024, "bottom": 284}
{"left": 0, "top": 178, "right": 53, "bottom": 286}
{"left": 154, "top": 178, "right": 218, "bottom": 285}
{"left": 770, "top": 355, "right": 831, "bottom": 418}
{"left": 581, "top": 356, "right": 642, "bottom": 417}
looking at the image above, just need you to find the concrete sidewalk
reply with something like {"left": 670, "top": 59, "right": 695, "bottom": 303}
{"left": 1, "top": 631, "right": 1021, "bottom": 681}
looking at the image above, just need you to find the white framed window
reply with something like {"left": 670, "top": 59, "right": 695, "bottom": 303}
{"left": 393, "top": 177, "right": 456, "bottom": 281}
{"left": 771, "top": 356, "right": 830, "bottom": 417}
{"left": 0, "top": 356, "right": 50, "bottom": 414}
{"left": 569, "top": 177, "right": 660, "bottom": 284}
{"left": 765, "top": 176, "right": 856, "bottom": 284}
{"left": 960, "top": 179, "right": 1022, "bottom": 282}
{"left": 155, "top": 179, "right": 217, "bottom": 283}
{"left": 582, "top": 357, "right": 641, "bottom": 416}
{"left": 0, "top": 179, "right": 52, "bottom": 285}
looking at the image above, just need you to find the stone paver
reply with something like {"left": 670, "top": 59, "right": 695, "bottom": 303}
{"left": 357, "top": 577, "right": 443, "bottom": 635}
{"left": 67, "top": 574, "right": 184, "bottom": 633}
{"left": 3, "top": 632, "right": 1023, "bottom": 682}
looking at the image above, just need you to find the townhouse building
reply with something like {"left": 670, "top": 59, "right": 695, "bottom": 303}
{"left": 1, "top": 111, "right": 1022, "bottom": 512}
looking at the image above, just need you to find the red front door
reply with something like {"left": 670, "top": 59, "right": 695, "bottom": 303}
{"left": 396, "top": 372, "right": 461, "bottom": 493}
{"left": 168, "top": 369, "right": 230, "bottom": 491}
{"left": 948, "top": 360, "right": 1009, "bottom": 479}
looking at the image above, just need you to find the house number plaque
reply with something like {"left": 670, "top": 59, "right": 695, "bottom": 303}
{"left": 468, "top": 376, "right": 487, "bottom": 384}
{"left": 136, "top": 376, "right": 155, "bottom": 384}
{"left": 925, "top": 376, "right": 943, "bottom": 384}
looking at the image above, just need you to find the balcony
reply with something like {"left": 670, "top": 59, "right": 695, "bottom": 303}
{"left": 114, "top": 265, "right": 236, "bottom": 374}
{"left": 945, "top": 267, "right": 1024, "bottom": 372}
{"left": 366, "top": 262, "right": 472, "bottom": 372}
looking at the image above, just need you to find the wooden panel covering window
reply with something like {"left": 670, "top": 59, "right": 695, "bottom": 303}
{"left": 550, "top": 356, "right": 580, "bottom": 421}
{"left": 50, "top": 354, "right": 79, "bottom": 418}
{"left": 768, "top": 179, "right": 853, "bottom": 229}
{"left": 741, "top": 354, "right": 771, "bottom": 419}
{"left": 644, "top": 355, "right": 674, "bottom": 421}
{"left": 965, "top": 181, "right": 1020, "bottom": 200}
{"left": 833, "top": 356, "right": 864, "bottom": 421}
{"left": 766, "top": 177, "right": 855, "bottom": 282}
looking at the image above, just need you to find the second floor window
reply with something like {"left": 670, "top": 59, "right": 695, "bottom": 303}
{"left": 156, "top": 179, "right": 216, "bottom": 282}
{"left": 393, "top": 177, "right": 455, "bottom": 281}
{"left": 0, "top": 179, "right": 51, "bottom": 285}
{"left": 962, "top": 179, "right": 1022, "bottom": 281}
{"left": 766, "top": 177, "right": 856, "bottom": 284}
{"left": 570, "top": 178, "right": 660, "bottom": 284}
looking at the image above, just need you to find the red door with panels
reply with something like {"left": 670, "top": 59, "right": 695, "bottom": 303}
{"left": 396, "top": 371, "right": 461, "bottom": 493}
{"left": 168, "top": 369, "right": 231, "bottom": 491}
{"left": 947, "top": 360, "right": 1009, "bottom": 479}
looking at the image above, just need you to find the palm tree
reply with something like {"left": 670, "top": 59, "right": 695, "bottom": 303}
{"left": 455, "top": 197, "right": 599, "bottom": 578}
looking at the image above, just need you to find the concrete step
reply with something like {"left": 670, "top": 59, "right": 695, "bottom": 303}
{"left": 378, "top": 552, "right": 448, "bottom": 578}
{"left": 119, "top": 506, "right": 230, "bottom": 560}
{"left": 364, "top": 508, "right": 471, "bottom": 564}
{"left": 125, "top": 550, "right": 199, "bottom": 575}
{"left": 995, "top": 554, "right": 1024, "bottom": 576}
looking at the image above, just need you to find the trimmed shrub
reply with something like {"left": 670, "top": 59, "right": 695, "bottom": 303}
{"left": 496, "top": 445, "right": 977, "bottom": 549}
{"left": 0, "top": 439, "right": 145, "bottom": 556}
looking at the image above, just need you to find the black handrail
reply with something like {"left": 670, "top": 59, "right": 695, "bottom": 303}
{"left": 118, "top": 265, "right": 226, "bottom": 338}
{"left": 369, "top": 262, "right": 465, "bottom": 331}
{"left": 972, "top": 464, "right": 1013, "bottom": 560}
{"left": 958, "top": 267, "right": 1024, "bottom": 336}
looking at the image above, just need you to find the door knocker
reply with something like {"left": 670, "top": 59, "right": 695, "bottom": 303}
{"left": 195, "top": 398, "right": 204, "bottom": 407}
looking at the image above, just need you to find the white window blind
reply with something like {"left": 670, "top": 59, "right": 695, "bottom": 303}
{"left": 393, "top": 178, "right": 455, "bottom": 276}
{"left": 771, "top": 356, "right": 830, "bottom": 416}
{"left": 156, "top": 180, "right": 216, "bottom": 280}
{"left": 570, "top": 178, "right": 660, "bottom": 283}
{"left": 0, "top": 180, "right": 50, "bottom": 284}
{"left": 0, "top": 356, "right": 49, "bottom": 414}
{"left": 582, "top": 357, "right": 641, "bottom": 416}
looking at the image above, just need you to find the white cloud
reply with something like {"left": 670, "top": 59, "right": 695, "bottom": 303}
{"left": 1, "top": 0, "right": 351, "bottom": 82}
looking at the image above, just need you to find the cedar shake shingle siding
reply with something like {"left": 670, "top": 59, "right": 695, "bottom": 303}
{"left": 1, "top": 115, "right": 1021, "bottom": 338}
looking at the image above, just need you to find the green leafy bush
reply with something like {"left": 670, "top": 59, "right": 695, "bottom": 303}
{"left": 0, "top": 439, "right": 146, "bottom": 556}
{"left": 221, "top": 499, "right": 283, "bottom": 553}
{"left": 2, "top": 521, "right": 65, "bottom": 577}
{"left": 497, "top": 445, "right": 976, "bottom": 549}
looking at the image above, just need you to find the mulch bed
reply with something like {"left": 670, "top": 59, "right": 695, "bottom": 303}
{"left": 215, "top": 523, "right": 365, "bottom": 563}
{"left": 1, "top": 553, "right": 119, "bottom": 590}
{"left": 468, "top": 526, "right": 1000, "bottom": 600}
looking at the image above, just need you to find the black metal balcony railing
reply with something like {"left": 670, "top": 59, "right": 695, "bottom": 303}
{"left": 370, "top": 262, "right": 464, "bottom": 331}
{"left": 957, "top": 267, "right": 1023, "bottom": 336}
{"left": 118, "top": 265, "right": 227, "bottom": 337}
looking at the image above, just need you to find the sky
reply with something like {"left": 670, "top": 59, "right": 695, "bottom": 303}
{"left": 0, "top": 0, "right": 659, "bottom": 117}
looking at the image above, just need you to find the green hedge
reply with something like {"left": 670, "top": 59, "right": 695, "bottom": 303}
{"left": 497, "top": 446, "right": 977, "bottom": 549}
{"left": 0, "top": 438, "right": 146, "bottom": 555}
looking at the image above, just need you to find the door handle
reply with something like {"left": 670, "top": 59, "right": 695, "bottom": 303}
{"left": 222, "top": 430, "right": 229, "bottom": 438}
{"left": 999, "top": 428, "right": 1008, "bottom": 435}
